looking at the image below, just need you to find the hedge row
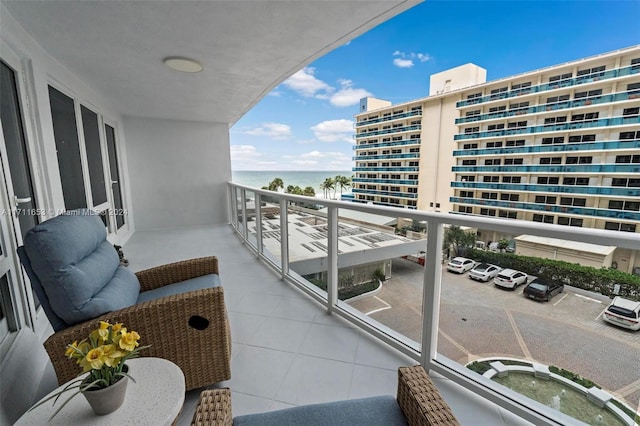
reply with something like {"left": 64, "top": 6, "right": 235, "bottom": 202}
{"left": 468, "top": 249, "right": 640, "bottom": 301}
{"left": 305, "top": 277, "right": 379, "bottom": 300}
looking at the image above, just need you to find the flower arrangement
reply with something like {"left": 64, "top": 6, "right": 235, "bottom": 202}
{"left": 31, "top": 321, "right": 149, "bottom": 419}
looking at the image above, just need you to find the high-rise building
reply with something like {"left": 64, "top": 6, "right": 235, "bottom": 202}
{"left": 352, "top": 46, "right": 640, "bottom": 237}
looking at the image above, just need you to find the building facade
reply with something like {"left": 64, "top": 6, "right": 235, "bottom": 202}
{"left": 353, "top": 46, "right": 640, "bottom": 232}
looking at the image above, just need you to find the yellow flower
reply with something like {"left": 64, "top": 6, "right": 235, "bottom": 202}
{"left": 118, "top": 330, "right": 140, "bottom": 352}
{"left": 101, "top": 344, "right": 125, "bottom": 367}
{"left": 85, "top": 348, "right": 104, "bottom": 370}
{"left": 65, "top": 341, "right": 79, "bottom": 358}
{"left": 111, "top": 322, "right": 124, "bottom": 333}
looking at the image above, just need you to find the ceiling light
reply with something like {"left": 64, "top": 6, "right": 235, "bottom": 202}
{"left": 163, "top": 57, "right": 203, "bottom": 73}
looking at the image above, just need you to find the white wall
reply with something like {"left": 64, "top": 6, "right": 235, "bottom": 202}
{"left": 429, "top": 63, "right": 487, "bottom": 96}
{"left": 123, "top": 117, "right": 231, "bottom": 229}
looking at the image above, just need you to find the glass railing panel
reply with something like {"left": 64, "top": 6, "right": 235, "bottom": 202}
{"left": 451, "top": 181, "right": 640, "bottom": 197}
{"left": 285, "top": 201, "right": 329, "bottom": 299}
{"left": 256, "top": 191, "right": 284, "bottom": 266}
{"left": 435, "top": 219, "right": 640, "bottom": 426}
{"left": 235, "top": 186, "right": 244, "bottom": 234}
{"left": 336, "top": 210, "right": 426, "bottom": 347}
{"left": 453, "top": 139, "right": 640, "bottom": 157}
{"left": 244, "top": 190, "right": 257, "bottom": 248}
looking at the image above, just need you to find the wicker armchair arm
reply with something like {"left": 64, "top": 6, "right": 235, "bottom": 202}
{"left": 397, "top": 366, "right": 460, "bottom": 426}
{"left": 135, "top": 256, "right": 219, "bottom": 292}
{"left": 44, "top": 287, "right": 231, "bottom": 390}
{"left": 191, "top": 389, "right": 233, "bottom": 426}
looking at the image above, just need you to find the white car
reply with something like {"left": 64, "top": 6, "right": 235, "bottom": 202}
{"left": 446, "top": 257, "right": 475, "bottom": 274}
{"left": 603, "top": 297, "right": 640, "bottom": 331}
{"left": 469, "top": 263, "right": 502, "bottom": 282}
{"left": 494, "top": 269, "right": 528, "bottom": 289}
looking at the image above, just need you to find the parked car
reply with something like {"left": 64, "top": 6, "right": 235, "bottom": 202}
{"left": 523, "top": 278, "right": 564, "bottom": 301}
{"left": 494, "top": 269, "right": 528, "bottom": 289}
{"left": 603, "top": 297, "right": 640, "bottom": 331}
{"left": 446, "top": 257, "right": 475, "bottom": 274}
{"left": 469, "top": 263, "right": 502, "bottom": 282}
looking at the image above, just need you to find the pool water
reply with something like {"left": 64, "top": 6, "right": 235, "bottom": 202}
{"left": 493, "top": 373, "right": 625, "bottom": 426}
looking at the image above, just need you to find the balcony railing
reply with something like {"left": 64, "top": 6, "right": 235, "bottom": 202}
{"left": 454, "top": 116, "right": 640, "bottom": 140}
{"left": 351, "top": 188, "right": 418, "bottom": 198}
{"left": 453, "top": 139, "right": 640, "bottom": 157}
{"left": 228, "top": 181, "right": 639, "bottom": 426}
{"left": 449, "top": 197, "right": 640, "bottom": 220}
{"left": 353, "top": 139, "right": 421, "bottom": 150}
{"left": 451, "top": 181, "right": 640, "bottom": 197}
{"left": 353, "top": 153, "right": 420, "bottom": 161}
{"left": 456, "top": 64, "right": 640, "bottom": 108}
{"left": 352, "top": 166, "right": 419, "bottom": 172}
{"left": 455, "top": 91, "right": 639, "bottom": 124}
{"left": 451, "top": 163, "right": 640, "bottom": 174}
{"left": 356, "top": 109, "right": 422, "bottom": 127}
{"left": 352, "top": 177, "right": 418, "bottom": 185}
{"left": 355, "top": 124, "right": 421, "bottom": 139}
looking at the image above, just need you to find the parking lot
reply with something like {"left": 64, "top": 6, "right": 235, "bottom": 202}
{"left": 349, "top": 257, "right": 640, "bottom": 410}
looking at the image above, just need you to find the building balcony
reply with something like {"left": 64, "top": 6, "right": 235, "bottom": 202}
{"left": 452, "top": 163, "right": 640, "bottom": 174}
{"left": 353, "top": 166, "right": 419, "bottom": 172}
{"left": 353, "top": 139, "right": 421, "bottom": 150}
{"left": 352, "top": 178, "right": 419, "bottom": 185}
{"left": 352, "top": 188, "right": 418, "bottom": 199}
{"left": 453, "top": 139, "right": 640, "bottom": 157}
{"left": 456, "top": 64, "right": 640, "bottom": 108}
{"left": 449, "top": 197, "right": 640, "bottom": 221}
{"left": 454, "top": 116, "right": 640, "bottom": 141}
{"left": 451, "top": 181, "right": 640, "bottom": 197}
{"left": 353, "top": 153, "right": 420, "bottom": 161}
{"left": 455, "top": 91, "right": 640, "bottom": 124}
{"left": 355, "top": 125, "right": 422, "bottom": 139}
{"left": 355, "top": 110, "right": 422, "bottom": 127}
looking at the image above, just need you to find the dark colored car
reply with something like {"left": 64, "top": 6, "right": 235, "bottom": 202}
{"left": 523, "top": 278, "right": 564, "bottom": 302}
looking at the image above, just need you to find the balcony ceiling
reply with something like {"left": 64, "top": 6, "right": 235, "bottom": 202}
{"left": 2, "top": 0, "right": 419, "bottom": 124}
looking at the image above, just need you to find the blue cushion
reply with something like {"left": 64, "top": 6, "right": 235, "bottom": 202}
{"left": 22, "top": 211, "right": 140, "bottom": 326}
{"left": 136, "top": 274, "right": 221, "bottom": 304}
{"left": 233, "top": 396, "right": 407, "bottom": 426}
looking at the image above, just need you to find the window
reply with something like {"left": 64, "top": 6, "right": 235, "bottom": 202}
{"left": 540, "top": 157, "right": 561, "bottom": 164}
{"left": 502, "top": 176, "right": 522, "bottom": 183}
{"left": 463, "top": 143, "right": 478, "bottom": 149}
{"left": 408, "top": 174, "right": 418, "bottom": 180}
{"left": 505, "top": 140, "right": 525, "bottom": 147}
{"left": 544, "top": 116, "right": 567, "bottom": 125}
{"left": 533, "top": 214, "right": 554, "bottom": 224}
{"left": 407, "top": 187, "right": 418, "bottom": 194}
{"left": 546, "top": 94, "right": 570, "bottom": 103}
{"left": 619, "top": 131, "right": 640, "bottom": 140}
{"left": 623, "top": 107, "right": 639, "bottom": 117}
{"left": 534, "top": 195, "right": 556, "bottom": 204}
{"left": 460, "top": 191, "right": 474, "bottom": 198}
{"left": 507, "top": 121, "right": 527, "bottom": 129}
{"left": 615, "top": 155, "right": 640, "bottom": 163}
{"left": 467, "top": 92, "right": 482, "bottom": 100}
{"left": 571, "top": 112, "right": 599, "bottom": 121}
{"left": 576, "top": 65, "right": 605, "bottom": 78}
{"left": 486, "top": 141, "right": 503, "bottom": 148}
{"left": 557, "top": 217, "right": 583, "bottom": 227}
{"left": 548, "top": 72, "right": 573, "bottom": 84}
{"left": 489, "top": 105, "right": 506, "bottom": 113}
{"left": 482, "top": 176, "right": 499, "bottom": 182}
{"left": 604, "top": 222, "right": 637, "bottom": 232}
{"left": 504, "top": 158, "right": 523, "bottom": 165}
{"left": 563, "top": 177, "right": 589, "bottom": 186}
{"left": 461, "top": 175, "right": 475, "bottom": 182}
{"left": 391, "top": 149, "right": 402, "bottom": 154}
{"left": 511, "top": 82, "right": 531, "bottom": 90}
{"left": 566, "top": 156, "right": 592, "bottom": 164}
{"left": 409, "top": 147, "right": 420, "bottom": 153}
{"left": 499, "top": 211, "right": 518, "bottom": 219}
{"left": 485, "top": 159, "right": 501, "bottom": 165}
{"left": 487, "top": 124, "right": 505, "bottom": 131}
{"left": 500, "top": 193, "right": 519, "bottom": 201}
{"left": 610, "top": 200, "right": 640, "bottom": 211}
{"left": 611, "top": 178, "right": 640, "bottom": 187}
{"left": 538, "top": 177, "right": 559, "bottom": 184}
{"left": 568, "top": 134, "right": 596, "bottom": 143}
{"left": 509, "top": 102, "right": 529, "bottom": 110}
{"left": 560, "top": 197, "right": 586, "bottom": 206}
{"left": 490, "top": 87, "right": 508, "bottom": 99}
{"left": 459, "top": 206, "right": 473, "bottom": 213}
{"left": 408, "top": 161, "right": 419, "bottom": 167}
{"left": 542, "top": 137, "right": 565, "bottom": 145}
{"left": 466, "top": 110, "right": 481, "bottom": 117}
{"left": 574, "top": 89, "right": 602, "bottom": 99}
{"left": 481, "top": 192, "right": 498, "bottom": 199}
{"left": 462, "top": 160, "right": 477, "bottom": 165}
{"left": 410, "top": 134, "right": 420, "bottom": 139}
{"left": 480, "top": 208, "right": 497, "bottom": 216}
{"left": 627, "top": 82, "right": 640, "bottom": 95}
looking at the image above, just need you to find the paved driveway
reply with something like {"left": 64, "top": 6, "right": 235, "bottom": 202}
{"left": 349, "top": 257, "right": 640, "bottom": 409}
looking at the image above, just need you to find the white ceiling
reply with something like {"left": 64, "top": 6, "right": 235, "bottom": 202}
{"left": 2, "top": 0, "right": 420, "bottom": 125}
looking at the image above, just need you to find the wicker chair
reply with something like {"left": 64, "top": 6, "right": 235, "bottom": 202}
{"left": 191, "top": 365, "right": 459, "bottom": 426}
{"left": 42, "top": 256, "right": 232, "bottom": 391}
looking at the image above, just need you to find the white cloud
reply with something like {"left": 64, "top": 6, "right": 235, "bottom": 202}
{"left": 393, "top": 58, "right": 414, "bottom": 68}
{"left": 310, "top": 119, "right": 355, "bottom": 143}
{"left": 393, "top": 51, "right": 430, "bottom": 68}
{"left": 329, "top": 79, "right": 372, "bottom": 107}
{"left": 283, "top": 67, "right": 333, "bottom": 98}
{"left": 244, "top": 122, "right": 292, "bottom": 140}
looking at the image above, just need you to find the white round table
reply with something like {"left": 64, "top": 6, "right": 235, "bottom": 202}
{"left": 16, "top": 357, "right": 185, "bottom": 425}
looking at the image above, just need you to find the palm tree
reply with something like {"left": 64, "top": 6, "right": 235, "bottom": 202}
{"left": 286, "top": 185, "right": 303, "bottom": 195}
{"left": 335, "top": 175, "right": 351, "bottom": 197}
{"left": 320, "top": 177, "right": 335, "bottom": 199}
{"left": 267, "top": 177, "right": 284, "bottom": 192}
{"left": 302, "top": 186, "right": 316, "bottom": 197}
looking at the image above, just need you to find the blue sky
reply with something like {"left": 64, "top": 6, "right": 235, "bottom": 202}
{"left": 230, "top": 0, "right": 640, "bottom": 171}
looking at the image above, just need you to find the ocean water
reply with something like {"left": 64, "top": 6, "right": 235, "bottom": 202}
{"left": 232, "top": 170, "right": 352, "bottom": 195}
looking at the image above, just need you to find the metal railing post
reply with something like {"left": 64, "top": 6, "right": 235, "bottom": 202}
{"left": 255, "top": 193, "right": 263, "bottom": 256}
{"left": 279, "top": 198, "right": 289, "bottom": 280}
{"left": 241, "top": 190, "right": 248, "bottom": 240}
{"left": 327, "top": 206, "right": 338, "bottom": 313}
{"left": 421, "top": 221, "right": 444, "bottom": 369}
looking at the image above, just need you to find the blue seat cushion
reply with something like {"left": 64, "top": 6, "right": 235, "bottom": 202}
{"left": 233, "top": 396, "right": 407, "bottom": 426}
{"left": 22, "top": 211, "right": 139, "bottom": 326}
{"left": 136, "top": 274, "right": 221, "bottom": 303}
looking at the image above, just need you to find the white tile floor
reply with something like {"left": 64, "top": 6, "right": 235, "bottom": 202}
{"left": 122, "top": 224, "right": 530, "bottom": 426}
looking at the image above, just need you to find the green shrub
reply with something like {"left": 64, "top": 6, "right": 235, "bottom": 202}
{"left": 304, "top": 277, "right": 379, "bottom": 300}
{"left": 467, "top": 361, "right": 491, "bottom": 375}
{"left": 549, "top": 366, "right": 599, "bottom": 389}
{"left": 468, "top": 249, "right": 640, "bottom": 301}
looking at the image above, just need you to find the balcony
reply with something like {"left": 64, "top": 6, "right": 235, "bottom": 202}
{"left": 452, "top": 163, "right": 640, "bottom": 174}
{"left": 353, "top": 139, "right": 422, "bottom": 150}
{"left": 451, "top": 181, "right": 640, "bottom": 197}
{"left": 356, "top": 110, "right": 423, "bottom": 127}
{"left": 224, "top": 183, "right": 639, "bottom": 426}
{"left": 353, "top": 153, "right": 420, "bottom": 161}
{"left": 454, "top": 116, "right": 640, "bottom": 141}
{"left": 453, "top": 139, "right": 640, "bottom": 157}
{"left": 352, "top": 188, "right": 419, "bottom": 198}
{"left": 456, "top": 64, "right": 640, "bottom": 108}
{"left": 352, "top": 178, "right": 419, "bottom": 185}
{"left": 355, "top": 125, "right": 422, "bottom": 139}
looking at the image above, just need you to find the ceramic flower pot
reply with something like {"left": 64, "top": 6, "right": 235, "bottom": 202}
{"left": 82, "top": 370, "right": 129, "bottom": 415}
